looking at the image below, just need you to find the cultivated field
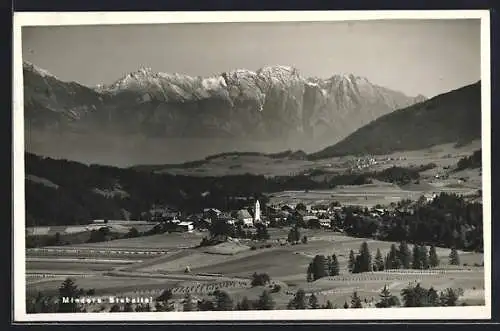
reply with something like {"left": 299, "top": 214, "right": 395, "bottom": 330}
{"left": 26, "top": 227, "right": 485, "bottom": 309}
{"left": 25, "top": 140, "right": 484, "bottom": 310}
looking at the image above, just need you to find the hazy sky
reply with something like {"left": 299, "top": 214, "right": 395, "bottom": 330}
{"left": 22, "top": 19, "right": 481, "bottom": 98}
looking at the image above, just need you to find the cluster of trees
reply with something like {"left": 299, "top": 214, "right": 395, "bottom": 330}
{"left": 342, "top": 282, "right": 464, "bottom": 309}
{"left": 339, "top": 193, "right": 483, "bottom": 252}
{"left": 307, "top": 254, "right": 340, "bottom": 281}
{"left": 156, "top": 288, "right": 277, "bottom": 312}
{"left": 301, "top": 241, "right": 466, "bottom": 284}
{"left": 455, "top": 149, "right": 481, "bottom": 171}
{"left": 400, "top": 283, "right": 464, "bottom": 307}
{"left": 27, "top": 276, "right": 469, "bottom": 314}
{"left": 371, "top": 166, "right": 421, "bottom": 185}
{"left": 379, "top": 242, "right": 442, "bottom": 271}
{"left": 287, "top": 289, "right": 334, "bottom": 309}
{"left": 251, "top": 273, "right": 271, "bottom": 287}
{"left": 303, "top": 241, "right": 464, "bottom": 283}
{"left": 26, "top": 278, "right": 95, "bottom": 313}
{"left": 344, "top": 241, "right": 463, "bottom": 275}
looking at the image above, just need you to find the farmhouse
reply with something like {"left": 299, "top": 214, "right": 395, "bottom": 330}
{"left": 303, "top": 215, "right": 320, "bottom": 227}
{"left": 149, "top": 205, "right": 180, "bottom": 221}
{"left": 311, "top": 204, "right": 328, "bottom": 214}
{"left": 176, "top": 221, "right": 194, "bottom": 232}
{"left": 217, "top": 213, "right": 236, "bottom": 225}
{"left": 92, "top": 219, "right": 107, "bottom": 224}
{"left": 424, "top": 192, "right": 438, "bottom": 202}
{"left": 281, "top": 205, "right": 295, "bottom": 212}
{"left": 203, "top": 208, "right": 221, "bottom": 221}
{"left": 319, "top": 218, "right": 332, "bottom": 228}
{"left": 236, "top": 209, "right": 254, "bottom": 227}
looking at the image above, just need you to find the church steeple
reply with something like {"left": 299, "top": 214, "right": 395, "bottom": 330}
{"left": 254, "top": 200, "right": 261, "bottom": 222}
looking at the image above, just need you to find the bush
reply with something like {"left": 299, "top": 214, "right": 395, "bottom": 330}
{"left": 251, "top": 273, "right": 271, "bottom": 287}
{"left": 250, "top": 246, "right": 257, "bottom": 250}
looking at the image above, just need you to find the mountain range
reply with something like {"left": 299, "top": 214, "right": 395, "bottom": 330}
{"left": 23, "top": 62, "right": 426, "bottom": 166}
{"left": 309, "top": 81, "right": 481, "bottom": 159}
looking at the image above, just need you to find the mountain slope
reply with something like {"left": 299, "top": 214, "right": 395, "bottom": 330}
{"left": 24, "top": 62, "right": 425, "bottom": 165}
{"left": 23, "top": 62, "right": 105, "bottom": 131}
{"left": 308, "top": 81, "right": 481, "bottom": 160}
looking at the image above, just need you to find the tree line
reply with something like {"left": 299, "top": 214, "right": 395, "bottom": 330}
{"left": 305, "top": 241, "right": 472, "bottom": 283}
{"left": 455, "top": 149, "right": 481, "bottom": 172}
{"left": 337, "top": 193, "right": 483, "bottom": 252}
{"left": 27, "top": 276, "right": 468, "bottom": 313}
{"left": 25, "top": 152, "right": 439, "bottom": 227}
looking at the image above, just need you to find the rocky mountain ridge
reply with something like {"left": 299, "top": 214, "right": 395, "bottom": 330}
{"left": 24, "top": 61, "right": 426, "bottom": 165}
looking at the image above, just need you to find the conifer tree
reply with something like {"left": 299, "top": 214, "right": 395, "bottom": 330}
{"left": 358, "top": 242, "right": 372, "bottom": 273}
{"left": 57, "top": 278, "right": 81, "bottom": 313}
{"left": 308, "top": 293, "right": 320, "bottom": 309}
{"left": 256, "top": 290, "right": 275, "bottom": 310}
{"left": 236, "top": 296, "right": 253, "bottom": 310}
{"left": 214, "top": 290, "right": 234, "bottom": 311}
{"left": 427, "top": 287, "right": 440, "bottom": 306}
{"left": 374, "top": 248, "right": 385, "bottom": 271}
{"left": 324, "top": 300, "right": 334, "bottom": 309}
{"left": 449, "top": 248, "right": 460, "bottom": 266}
{"left": 429, "top": 246, "right": 440, "bottom": 268}
{"left": 109, "top": 304, "right": 121, "bottom": 312}
{"left": 385, "top": 244, "right": 400, "bottom": 269}
{"left": 350, "top": 291, "right": 363, "bottom": 308}
{"left": 398, "top": 242, "right": 412, "bottom": 269}
{"left": 307, "top": 262, "right": 314, "bottom": 282}
{"left": 377, "top": 285, "right": 392, "bottom": 308}
{"left": 330, "top": 254, "right": 340, "bottom": 276}
{"left": 183, "top": 292, "right": 195, "bottom": 311}
{"left": 412, "top": 245, "right": 422, "bottom": 269}
{"left": 348, "top": 250, "right": 356, "bottom": 273}
{"left": 123, "top": 302, "right": 134, "bottom": 312}
{"left": 287, "top": 289, "right": 307, "bottom": 310}
{"left": 311, "top": 255, "right": 328, "bottom": 280}
{"left": 420, "top": 246, "right": 429, "bottom": 269}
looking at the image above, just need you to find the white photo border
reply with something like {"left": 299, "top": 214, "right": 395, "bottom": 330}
{"left": 12, "top": 10, "right": 492, "bottom": 322}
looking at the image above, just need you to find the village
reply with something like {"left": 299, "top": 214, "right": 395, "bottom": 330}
{"left": 117, "top": 192, "right": 440, "bottom": 236}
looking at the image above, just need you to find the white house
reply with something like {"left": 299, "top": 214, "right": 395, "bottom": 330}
{"left": 319, "top": 219, "right": 332, "bottom": 228}
{"left": 236, "top": 209, "right": 254, "bottom": 227}
{"left": 177, "top": 221, "right": 194, "bottom": 232}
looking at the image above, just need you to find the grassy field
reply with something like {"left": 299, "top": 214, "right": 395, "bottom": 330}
{"left": 71, "top": 231, "right": 205, "bottom": 250}
{"left": 25, "top": 225, "right": 485, "bottom": 309}
{"left": 153, "top": 140, "right": 481, "bottom": 178}
{"left": 268, "top": 182, "right": 478, "bottom": 208}
{"left": 26, "top": 275, "right": 179, "bottom": 297}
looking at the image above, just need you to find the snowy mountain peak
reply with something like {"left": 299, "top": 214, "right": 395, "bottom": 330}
{"left": 23, "top": 61, "right": 58, "bottom": 79}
